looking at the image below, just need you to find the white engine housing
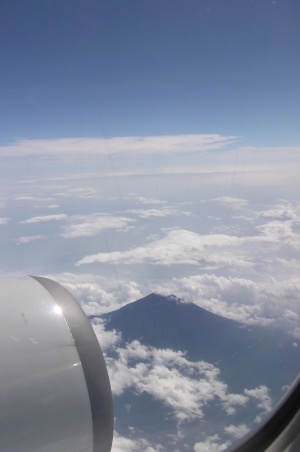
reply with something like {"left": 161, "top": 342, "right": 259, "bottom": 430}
{"left": 0, "top": 276, "right": 113, "bottom": 452}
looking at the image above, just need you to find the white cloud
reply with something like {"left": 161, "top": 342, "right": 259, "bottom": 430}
{"left": 111, "top": 431, "right": 163, "bottom": 452}
{"left": 47, "top": 204, "right": 60, "bottom": 209}
{"left": 125, "top": 193, "right": 167, "bottom": 205}
{"left": 260, "top": 205, "right": 300, "bottom": 221}
{"left": 45, "top": 272, "right": 144, "bottom": 315}
{"left": 244, "top": 385, "right": 272, "bottom": 414}
{"left": 106, "top": 340, "right": 249, "bottom": 423}
{"left": 60, "top": 214, "right": 135, "bottom": 238}
{"left": 0, "top": 217, "right": 9, "bottom": 225}
{"left": 14, "top": 195, "right": 53, "bottom": 201}
{"left": 284, "top": 310, "right": 298, "bottom": 321}
{"left": 129, "top": 208, "right": 178, "bottom": 218}
{"left": 153, "top": 273, "right": 300, "bottom": 328}
{"left": 75, "top": 227, "right": 251, "bottom": 267}
{"left": 46, "top": 269, "right": 300, "bottom": 330}
{"left": 0, "top": 134, "right": 237, "bottom": 160}
{"left": 56, "top": 187, "right": 101, "bottom": 199}
{"left": 78, "top": 215, "right": 300, "bottom": 268}
{"left": 212, "top": 197, "right": 249, "bottom": 209}
{"left": 19, "top": 214, "right": 67, "bottom": 224}
{"left": 15, "top": 235, "right": 46, "bottom": 244}
{"left": 91, "top": 318, "right": 121, "bottom": 351}
{"left": 224, "top": 423, "right": 250, "bottom": 440}
{"left": 194, "top": 435, "right": 231, "bottom": 452}
{"left": 76, "top": 216, "right": 300, "bottom": 268}
{"left": 14, "top": 196, "right": 37, "bottom": 200}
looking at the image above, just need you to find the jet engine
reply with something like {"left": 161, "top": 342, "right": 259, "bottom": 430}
{"left": 0, "top": 276, "right": 113, "bottom": 452}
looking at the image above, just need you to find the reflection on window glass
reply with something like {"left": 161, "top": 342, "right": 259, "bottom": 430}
{"left": 0, "top": 0, "right": 299, "bottom": 450}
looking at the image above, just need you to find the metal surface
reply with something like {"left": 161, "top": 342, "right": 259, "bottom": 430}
{"left": 31, "top": 276, "right": 114, "bottom": 452}
{"left": 0, "top": 275, "right": 93, "bottom": 452}
{"left": 0, "top": 275, "right": 113, "bottom": 452}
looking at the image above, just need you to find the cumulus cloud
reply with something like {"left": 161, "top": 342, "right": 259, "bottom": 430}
{"left": 224, "top": 423, "right": 250, "bottom": 439}
{"left": 74, "top": 211, "right": 300, "bottom": 307}
{"left": 46, "top": 269, "right": 300, "bottom": 331}
{"left": 105, "top": 340, "right": 249, "bottom": 423}
{"left": 260, "top": 205, "right": 300, "bottom": 221}
{"left": 91, "top": 318, "right": 122, "bottom": 351}
{"left": 15, "top": 235, "right": 46, "bottom": 244}
{"left": 0, "top": 134, "right": 237, "bottom": 160}
{"left": 244, "top": 385, "right": 272, "bottom": 414}
{"left": 77, "top": 218, "right": 299, "bottom": 268}
{"left": 45, "top": 272, "right": 144, "bottom": 315}
{"left": 193, "top": 434, "right": 231, "bottom": 452}
{"left": 75, "top": 227, "right": 252, "bottom": 267}
{"left": 60, "top": 214, "right": 135, "bottom": 238}
{"left": 111, "top": 431, "right": 163, "bottom": 452}
{"left": 154, "top": 273, "right": 300, "bottom": 328}
{"left": 19, "top": 214, "right": 67, "bottom": 224}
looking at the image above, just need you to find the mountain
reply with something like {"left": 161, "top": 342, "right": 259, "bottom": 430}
{"left": 94, "top": 293, "right": 300, "bottom": 396}
{"left": 90, "top": 293, "right": 300, "bottom": 451}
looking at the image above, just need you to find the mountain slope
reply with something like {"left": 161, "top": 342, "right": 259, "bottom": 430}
{"left": 94, "top": 293, "right": 300, "bottom": 396}
{"left": 91, "top": 293, "right": 300, "bottom": 451}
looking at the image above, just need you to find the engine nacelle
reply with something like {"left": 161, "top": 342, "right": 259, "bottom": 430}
{"left": 0, "top": 276, "right": 113, "bottom": 452}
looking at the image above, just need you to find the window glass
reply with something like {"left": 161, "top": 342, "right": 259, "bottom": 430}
{"left": 1, "top": 1, "right": 299, "bottom": 450}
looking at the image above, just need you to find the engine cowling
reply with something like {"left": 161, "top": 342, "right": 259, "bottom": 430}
{"left": 0, "top": 275, "right": 113, "bottom": 452}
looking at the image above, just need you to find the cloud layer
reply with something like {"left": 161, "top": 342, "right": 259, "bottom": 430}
{"left": 61, "top": 214, "right": 135, "bottom": 238}
{"left": 0, "top": 134, "right": 236, "bottom": 160}
{"left": 94, "top": 324, "right": 273, "bottom": 451}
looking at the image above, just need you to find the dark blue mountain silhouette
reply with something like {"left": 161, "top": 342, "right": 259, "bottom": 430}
{"left": 90, "top": 293, "right": 300, "bottom": 450}
{"left": 93, "top": 293, "right": 300, "bottom": 398}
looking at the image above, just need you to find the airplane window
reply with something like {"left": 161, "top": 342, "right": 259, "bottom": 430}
{"left": 0, "top": 0, "right": 299, "bottom": 451}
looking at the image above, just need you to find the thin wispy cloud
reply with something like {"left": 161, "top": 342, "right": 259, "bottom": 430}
{"left": 14, "top": 196, "right": 53, "bottom": 201}
{"left": 19, "top": 214, "right": 67, "bottom": 224}
{"left": 124, "top": 193, "right": 167, "bottom": 205}
{"left": 129, "top": 208, "right": 178, "bottom": 218}
{"left": 55, "top": 187, "right": 101, "bottom": 199}
{"left": 0, "top": 134, "right": 237, "bottom": 160}
{"left": 61, "top": 214, "right": 135, "bottom": 238}
{"left": 15, "top": 235, "right": 46, "bottom": 244}
{"left": 212, "top": 197, "right": 249, "bottom": 209}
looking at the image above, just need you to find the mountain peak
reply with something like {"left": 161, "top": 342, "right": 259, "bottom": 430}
{"left": 97, "top": 292, "right": 300, "bottom": 397}
{"left": 148, "top": 292, "right": 190, "bottom": 305}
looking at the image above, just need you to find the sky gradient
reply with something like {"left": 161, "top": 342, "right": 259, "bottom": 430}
{"left": 1, "top": 0, "right": 300, "bottom": 145}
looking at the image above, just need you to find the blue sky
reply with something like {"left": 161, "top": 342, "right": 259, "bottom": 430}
{"left": 1, "top": 0, "right": 300, "bottom": 145}
{"left": 1, "top": 2, "right": 300, "bottom": 450}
